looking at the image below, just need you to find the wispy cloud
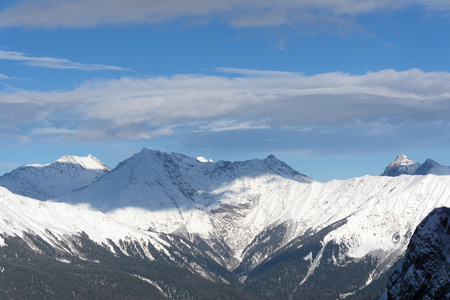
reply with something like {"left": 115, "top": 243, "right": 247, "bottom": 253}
{"left": 193, "top": 120, "right": 271, "bottom": 132}
{"left": 1, "top": 68, "right": 450, "bottom": 146}
{"left": 0, "top": 0, "right": 449, "bottom": 29}
{"left": 0, "top": 73, "right": 10, "bottom": 80}
{"left": 31, "top": 127, "right": 76, "bottom": 135}
{"left": 0, "top": 50, "right": 128, "bottom": 71}
{"left": 216, "top": 67, "right": 303, "bottom": 77}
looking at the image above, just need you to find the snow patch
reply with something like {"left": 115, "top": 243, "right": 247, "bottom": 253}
{"left": 130, "top": 274, "right": 168, "bottom": 297}
{"left": 196, "top": 156, "right": 214, "bottom": 163}
{"left": 300, "top": 243, "right": 326, "bottom": 285}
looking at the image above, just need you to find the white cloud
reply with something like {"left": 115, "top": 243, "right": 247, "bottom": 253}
{"left": 0, "top": 73, "right": 10, "bottom": 80}
{"left": 193, "top": 120, "right": 271, "bottom": 132}
{"left": 0, "top": 50, "right": 128, "bottom": 71}
{"left": 216, "top": 67, "right": 303, "bottom": 77}
{"left": 31, "top": 127, "right": 76, "bottom": 135}
{"left": 0, "top": 0, "right": 448, "bottom": 29}
{"left": 1, "top": 68, "right": 450, "bottom": 141}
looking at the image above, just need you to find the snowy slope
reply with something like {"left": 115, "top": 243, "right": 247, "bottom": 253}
{"left": 382, "top": 207, "right": 450, "bottom": 299}
{"left": 0, "top": 155, "right": 111, "bottom": 200}
{"left": 0, "top": 185, "right": 239, "bottom": 285}
{"left": 232, "top": 174, "right": 450, "bottom": 290}
{"left": 0, "top": 186, "right": 169, "bottom": 259}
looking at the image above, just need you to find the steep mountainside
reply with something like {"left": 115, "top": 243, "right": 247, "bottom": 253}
{"left": 0, "top": 155, "right": 110, "bottom": 200}
{"left": 0, "top": 149, "right": 448, "bottom": 299}
{"left": 235, "top": 175, "right": 450, "bottom": 298}
{"left": 382, "top": 207, "right": 450, "bottom": 300}
{"left": 0, "top": 186, "right": 253, "bottom": 298}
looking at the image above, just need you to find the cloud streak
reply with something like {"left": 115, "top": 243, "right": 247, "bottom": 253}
{"left": 0, "top": 50, "right": 128, "bottom": 71}
{"left": 0, "top": 0, "right": 449, "bottom": 29}
{"left": 1, "top": 68, "right": 450, "bottom": 144}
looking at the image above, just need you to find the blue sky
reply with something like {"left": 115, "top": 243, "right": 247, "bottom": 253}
{"left": 1, "top": 0, "right": 450, "bottom": 182}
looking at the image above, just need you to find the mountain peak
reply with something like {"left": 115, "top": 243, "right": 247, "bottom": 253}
{"left": 381, "top": 155, "right": 450, "bottom": 177}
{"left": 55, "top": 154, "right": 111, "bottom": 172}
{"left": 0, "top": 154, "right": 110, "bottom": 200}
{"left": 414, "top": 158, "right": 448, "bottom": 176}
{"left": 381, "top": 154, "right": 421, "bottom": 176}
{"left": 391, "top": 154, "right": 417, "bottom": 166}
{"left": 422, "top": 158, "right": 439, "bottom": 167}
{"left": 260, "top": 154, "right": 313, "bottom": 183}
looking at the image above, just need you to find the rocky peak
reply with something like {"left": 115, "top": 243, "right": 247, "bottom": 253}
{"left": 381, "top": 155, "right": 421, "bottom": 176}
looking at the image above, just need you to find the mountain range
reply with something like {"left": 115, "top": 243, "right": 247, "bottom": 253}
{"left": 380, "top": 154, "right": 450, "bottom": 177}
{"left": 0, "top": 150, "right": 448, "bottom": 299}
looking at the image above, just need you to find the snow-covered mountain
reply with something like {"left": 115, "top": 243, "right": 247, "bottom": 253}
{"left": 381, "top": 154, "right": 450, "bottom": 176}
{"left": 381, "top": 207, "right": 450, "bottom": 299}
{"left": 380, "top": 154, "right": 421, "bottom": 176}
{"left": 414, "top": 158, "right": 450, "bottom": 175}
{"left": 60, "top": 148, "right": 314, "bottom": 263}
{"left": 0, "top": 149, "right": 449, "bottom": 299}
{"left": 0, "top": 154, "right": 110, "bottom": 200}
{"left": 0, "top": 184, "right": 249, "bottom": 298}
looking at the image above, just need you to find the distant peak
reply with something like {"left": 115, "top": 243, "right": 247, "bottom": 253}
{"left": 135, "top": 148, "right": 166, "bottom": 158}
{"left": 423, "top": 158, "right": 438, "bottom": 165}
{"left": 136, "top": 147, "right": 153, "bottom": 156}
{"left": 259, "top": 154, "right": 313, "bottom": 183}
{"left": 55, "top": 155, "right": 111, "bottom": 172}
{"left": 56, "top": 154, "right": 92, "bottom": 164}
{"left": 381, "top": 154, "right": 421, "bottom": 176}
{"left": 56, "top": 155, "right": 82, "bottom": 163}
{"left": 391, "top": 154, "right": 417, "bottom": 165}
{"left": 413, "top": 158, "right": 445, "bottom": 176}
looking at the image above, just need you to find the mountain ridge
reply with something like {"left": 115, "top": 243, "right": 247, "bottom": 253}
{"left": 0, "top": 150, "right": 449, "bottom": 298}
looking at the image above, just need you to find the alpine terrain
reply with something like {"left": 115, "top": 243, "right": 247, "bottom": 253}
{"left": 381, "top": 207, "right": 450, "bottom": 299}
{"left": 381, "top": 154, "right": 450, "bottom": 176}
{"left": 0, "top": 149, "right": 448, "bottom": 299}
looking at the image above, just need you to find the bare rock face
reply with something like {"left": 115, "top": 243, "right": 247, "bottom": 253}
{"left": 385, "top": 207, "right": 450, "bottom": 300}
